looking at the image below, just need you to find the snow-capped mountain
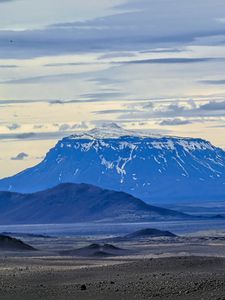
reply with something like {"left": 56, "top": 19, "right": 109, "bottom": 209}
{"left": 0, "top": 123, "right": 225, "bottom": 204}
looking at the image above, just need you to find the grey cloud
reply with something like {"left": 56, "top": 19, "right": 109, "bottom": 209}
{"left": 119, "top": 99, "right": 225, "bottom": 121}
{"left": 72, "top": 121, "right": 89, "bottom": 129}
{"left": 44, "top": 62, "right": 97, "bottom": 67}
{"left": 11, "top": 152, "right": 28, "bottom": 161}
{"left": 123, "top": 57, "right": 215, "bottom": 64}
{"left": 59, "top": 122, "right": 89, "bottom": 131}
{"left": 98, "top": 52, "right": 136, "bottom": 60}
{"left": 1, "top": 0, "right": 225, "bottom": 59}
{"left": 7, "top": 123, "right": 21, "bottom": 130}
{"left": 0, "top": 99, "right": 49, "bottom": 105}
{"left": 0, "top": 96, "right": 134, "bottom": 106}
{"left": 165, "top": 103, "right": 187, "bottom": 114}
{"left": 140, "top": 48, "right": 186, "bottom": 54}
{"left": 0, "top": 57, "right": 214, "bottom": 86}
{"left": 35, "top": 156, "right": 44, "bottom": 160}
{"left": 200, "top": 79, "right": 225, "bottom": 85}
{"left": 0, "top": 67, "right": 117, "bottom": 85}
{"left": 49, "top": 100, "right": 66, "bottom": 105}
{"left": 159, "top": 118, "right": 192, "bottom": 126}
{"left": 209, "top": 124, "right": 225, "bottom": 128}
{"left": 81, "top": 92, "right": 126, "bottom": 100}
{"left": 0, "top": 132, "right": 35, "bottom": 140}
{"left": 0, "top": 64, "right": 18, "bottom": 68}
{"left": 94, "top": 109, "right": 136, "bottom": 115}
{"left": 0, "top": 0, "right": 15, "bottom": 2}
{"left": 33, "top": 124, "right": 44, "bottom": 129}
{"left": 58, "top": 124, "right": 71, "bottom": 131}
{"left": 15, "top": 133, "right": 36, "bottom": 139}
{"left": 200, "top": 100, "right": 225, "bottom": 111}
{"left": 0, "top": 131, "right": 74, "bottom": 141}
{"left": 0, "top": 72, "right": 86, "bottom": 85}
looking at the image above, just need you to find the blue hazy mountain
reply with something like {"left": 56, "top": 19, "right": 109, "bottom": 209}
{"left": 0, "top": 123, "right": 224, "bottom": 204}
{"left": 0, "top": 183, "right": 189, "bottom": 224}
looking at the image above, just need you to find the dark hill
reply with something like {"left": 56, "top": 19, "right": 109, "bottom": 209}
{"left": 125, "top": 228, "right": 177, "bottom": 238}
{"left": 0, "top": 235, "right": 36, "bottom": 251}
{"left": 0, "top": 183, "right": 190, "bottom": 225}
{"left": 60, "top": 243, "right": 127, "bottom": 257}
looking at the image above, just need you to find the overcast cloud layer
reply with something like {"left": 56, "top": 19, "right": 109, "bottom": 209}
{"left": 0, "top": 0, "right": 225, "bottom": 177}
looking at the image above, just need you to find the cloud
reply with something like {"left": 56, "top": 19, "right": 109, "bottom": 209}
{"left": 0, "top": 0, "right": 15, "bottom": 2}
{"left": 0, "top": 72, "right": 87, "bottom": 85}
{"left": 159, "top": 118, "right": 192, "bottom": 126}
{"left": 200, "top": 100, "right": 225, "bottom": 111}
{"left": 81, "top": 92, "right": 126, "bottom": 100}
{"left": 0, "top": 132, "right": 36, "bottom": 140}
{"left": 140, "top": 48, "right": 186, "bottom": 54}
{"left": 98, "top": 52, "right": 136, "bottom": 60}
{"left": 33, "top": 124, "right": 44, "bottom": 129}
{"left": 58, "top": 122, "right": 89, "bottom": 131}
{"left": 58, "top": 124, "right": 71, "bottom": 131}
{"left": 42, "top": 57, "right": 223, "bottom": 69}
{"left": 0, "top": 131, "right": 74, "bottom": 141}
{"left": 1, "top": 0, "right": 225, "bottom": 59}
{"left": 118, "top": 98, "right": 225, "bottom": 121}
{"left": 123, "top": 57, "right": 215, "bottom": 65}
{"left": 0, "top": 99, "right": 48, "bottom": 105}
{"left": 200, "top": 79, "right": 225, "bottom": 85}
{"left": 94, "top": 109, "right": 136, "bottom": 115}
{"left": 11, "top": 152, "right": 28, "bottom": 161}
{"left": 44, "top": 62, "right": 95, "bottom": 67}
{"left": 7, "top": 123, "right": 21, "bottom": 130}
{"left": 0, "top": 67, "right": 113, "bottom": 85}
{"left": 0, "top": 64, "right": 18, "bottom": 68}
{"left": 72, "top": 121, "right": 89, "bottom": 129}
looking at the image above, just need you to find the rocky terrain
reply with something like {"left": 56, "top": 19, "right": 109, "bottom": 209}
{"left": 1, "top": 229, "right": 225, "bottom": 299}
{"left": 0, "top": 256, "right": 225, "bottom": 299}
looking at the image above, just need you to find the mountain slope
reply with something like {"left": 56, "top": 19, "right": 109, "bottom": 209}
{"left": 0, "top": 124, "right": 224, "bottom": 203}
{"left": 125, "top": 228, "right": 177, "bottom": 238}
{"left": 0, "top": 235, "right": 36, "bottom": 251}
{"left": 0, "top": 183, "right": 189, "bottom": 224}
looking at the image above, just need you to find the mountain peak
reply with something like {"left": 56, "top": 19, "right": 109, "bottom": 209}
{"left": 69, "top": 123, "right": 163, "bottom": 140}
{"left": 101, "top": 122, "right": 122, "bottom": 129}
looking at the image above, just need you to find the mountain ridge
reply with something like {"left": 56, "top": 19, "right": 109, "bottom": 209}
{"left": 0, "top": 183, "right": 189, "bottom": 224}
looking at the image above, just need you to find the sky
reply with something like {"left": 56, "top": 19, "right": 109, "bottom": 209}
{"left": 1, "top": 0, "right": 225, "bottom": 178}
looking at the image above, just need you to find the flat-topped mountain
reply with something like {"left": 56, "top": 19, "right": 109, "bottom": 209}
{"left": 0, "top": 124, "right": 224, "bottom": 203}
{"left": 0, "top": 183, "right": 189, "bottom": 225}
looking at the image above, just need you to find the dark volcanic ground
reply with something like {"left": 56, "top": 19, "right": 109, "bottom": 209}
{"left": 1, "top": 233, "right": 225, "bottom": 299}
{"left": 0, "top": 256, "right": 225, "bottom": 299}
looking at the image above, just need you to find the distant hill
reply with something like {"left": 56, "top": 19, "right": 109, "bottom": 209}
{"left": 0, "top": 235, "right": 36, "bottom": 251}
{"left": 0, "top": 124, "right": 224, "bottom": 204}
{"left": 125, "top": 228, "right": 177, "bottom": 238}
{"left": 0, "top": 183, "right": 190, "bottom": 225}
{"left": 1, "top": 232, "right": 52, "bottom": 239}
{"left": 60, "top": 243, "right": 128, "bottom": 257}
